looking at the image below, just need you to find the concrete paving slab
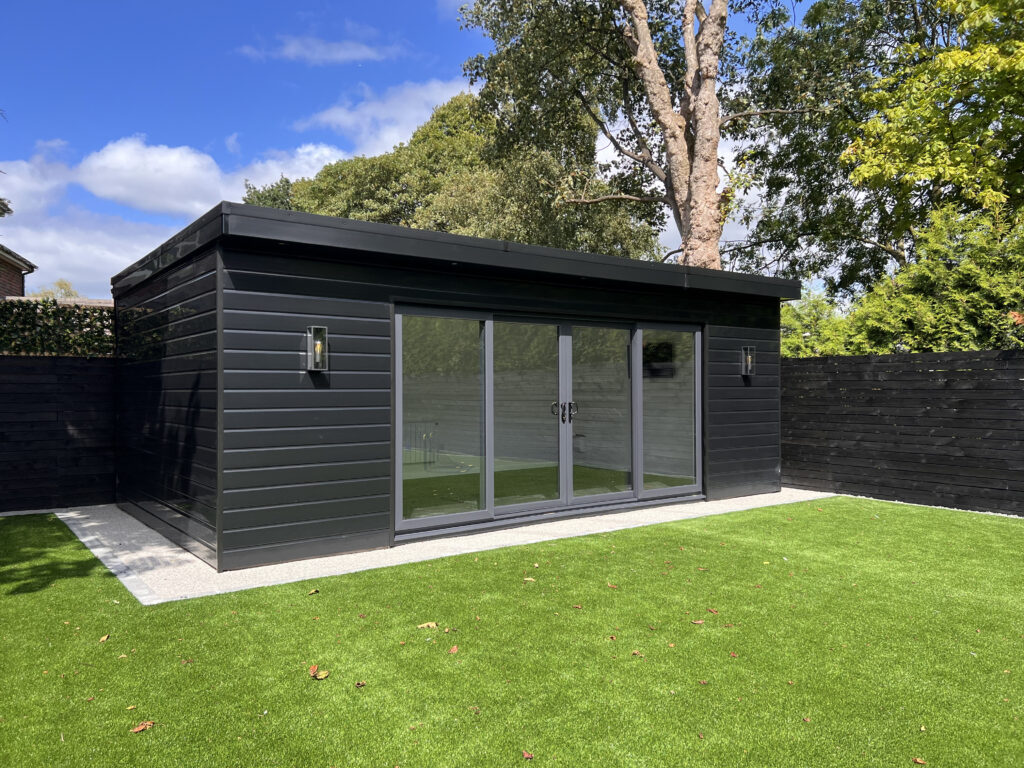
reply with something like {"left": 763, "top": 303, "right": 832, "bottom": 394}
{"left": 4, "top": 488, "right": 835, "bottom": 605}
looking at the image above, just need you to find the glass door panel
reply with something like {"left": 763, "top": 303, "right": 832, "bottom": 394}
{"left": 493, "top": 321, "right": 562, "bottom": 508}
{"left": 400, "top": 314, "right": 485, "bottom": 520}
{"left": 571, "top": 326, "right": 633, "bottom": 497}
{"left": 642, "top": 329, "right": 698, "bottom": 489}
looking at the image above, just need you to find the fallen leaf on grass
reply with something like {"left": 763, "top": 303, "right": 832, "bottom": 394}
{"left": 697, "top": 567, "right": 708, "bottom": 572}
{"left": 802, "top": 718, "right": 810, "bottom": 723}
{"left": 309, "top": 665, "right": 330, "bottom": 680}
{"left": 522, "top": 751, "right": 534, "bottom": 760}
{"left": 912, "top": 759, "right": 927, "bottom": 765}
{"left": 308, "top": 589, "right": 319, "bottom": 595}
{"left": 609, "top": 635, "right": 617, "bottom": 641}
{"left": 523, "top": 577, "right": 536, "bottom": 582}
{"left": 691, "top": 620, "right": 705, "bottom": 625}
{"left": 698, "top": 680, "right": 708, "bottom": 685}
{"left": 449, "top": 645, "right": 458, "bottom": 654}
{"left": 730, "top": 652, "right": 738, "bottom": 658}
{"left": 355, "top": 681, "right": 367, "bottom": 688}
{"left": 99, "top": 634, "right": 110, "bottom": 643}
{"left": 180, "top": 659, "right": 194, "bottom": 665}
{"left": 131, "top": 721, "right": 155, "bottom": 733}
{"left": 573, "top": 605, "right": 582, "bottom": 610}
{"left": 707, "top": 608, "right": 719, "bottom": 614}
{"left": 417, "top": 622, "right": 438, "bottom": 629}
{"left": 698, "top": 732, "right": 704, "bottom": 740}
{"left": 607, "top": 583, "right": 619, "bottom": 589}
{"left": 787, "top": 680, "right": 795, "bottom": 685}
{"left": 126, "top": 706, "right": 137, "bottom": 711}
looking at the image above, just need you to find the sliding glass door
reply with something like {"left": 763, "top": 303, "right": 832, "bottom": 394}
{"left": 395, "top": 308, "right": 700, "bottom": 532}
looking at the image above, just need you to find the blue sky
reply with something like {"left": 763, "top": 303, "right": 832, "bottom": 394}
{"left": 3, "top": 1, "right": 759, "bottom": 298}
{"left": 2, "top": 1, "right": 482, "bottom": 296}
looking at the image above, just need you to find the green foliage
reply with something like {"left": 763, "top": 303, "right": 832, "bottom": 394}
{"left": 728, "top": 0, "right": 960, "bottom": 295}
{"left": 785, "top": 208, "right": 1024, "bottom": 356}
{"left": 242, "top": 175, "right": 295, "bottom": 210}
{"left": 839, "top": 208, "right": 1024, "bottom": 353}
{"left": 27, "top": 278, "right": 81, "bottom": 300}
{"left": 0, "top": 299, "right": 114, "bottom": 357}
{"left": 845, "top": 0, "right": 1024, "bottom": 210}
{"left": 780, "top": 292, "right": 848, "bottom": 357}
{"left": 251, "top": 94, "right": 661, "bottom": 260}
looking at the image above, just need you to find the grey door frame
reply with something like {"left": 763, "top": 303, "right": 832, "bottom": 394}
{"left": 394, "top": 305, "right": 702, "bottom": 534}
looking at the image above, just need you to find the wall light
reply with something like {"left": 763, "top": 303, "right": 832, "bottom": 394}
{"left": 741, "top": 345, "right": 756, "bottom": 376}
{"left": 307, "top": 326, "right": 329, "bottom": 372}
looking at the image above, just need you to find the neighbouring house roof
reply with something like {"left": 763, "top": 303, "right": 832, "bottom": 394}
{"left": 0, "top": 244, "right": 37, "bottom": 275}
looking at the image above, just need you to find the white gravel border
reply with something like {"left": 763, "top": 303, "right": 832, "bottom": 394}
{"left": 4, "top": 489, "right": 835, "bottom": 605}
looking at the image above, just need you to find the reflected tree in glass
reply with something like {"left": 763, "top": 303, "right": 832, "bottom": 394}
{"left": 642, "top": 329, "right": 696, "bottom": 489}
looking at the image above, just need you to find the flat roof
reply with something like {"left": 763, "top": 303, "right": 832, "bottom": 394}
{"left": 111, "top": 201, "right": 801, "bottom": 299}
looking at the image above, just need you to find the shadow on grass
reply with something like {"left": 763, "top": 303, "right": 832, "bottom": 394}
{"left": 0, "top": 514, "right": 111, "bottom": 596}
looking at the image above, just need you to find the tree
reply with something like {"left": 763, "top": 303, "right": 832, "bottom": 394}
{"left": 843, "top": 0, "right": 1024, "bottom": 211}
{"left": 726, "top": 0, "right": 967, "bottom": 296}
{"left": 242, "top": 175, "right": 294, "bottom": 211}
{"left": 28, "top": 279, "right": 81, "bottom": 300}
{"left": 464, "top": 0, "right": 794, "bottom": 269}
{"left": 245, "top": 94, "right": 662, "bottom": 260}
{"left": 785, "top": 207, "right": 1024, "bottom": 355}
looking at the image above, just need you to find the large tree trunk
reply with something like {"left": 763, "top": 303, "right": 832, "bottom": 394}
{"left": 621, "top": 0, "right": 725, "bottom": 270}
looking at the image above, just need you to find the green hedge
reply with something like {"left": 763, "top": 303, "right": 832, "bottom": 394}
{"left": 0, "top": 299, "right": 114, "bottom": 357}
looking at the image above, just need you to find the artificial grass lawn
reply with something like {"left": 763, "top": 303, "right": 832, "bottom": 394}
{"left": 1, "top": 498, "right": 1022, "bottom": 767}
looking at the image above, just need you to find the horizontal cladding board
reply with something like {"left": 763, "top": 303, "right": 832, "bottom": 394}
{"left": 119, "top": 279, "right": 217, "bottom": 326}
{"left": 116, "top": 485, "right": 217, "bottom": 545}
{"left": 121, "top": 296, "right": 218, "bottom": 341}
{"left": 707, "top": 398, "right": 779, "bottom": 413}
{"left": 122, "top": 424, "right": 217, "bottom": 451}
{"left": 223, "top": 477, "right": 389, "bottom": 510}
{"left": 704, "top": 384, "right": 780, "bottom": 399}
{"left": 706, "top": 455, "right": 780, "bottom": 474}
{"left": 225, "top": 389, "right": 390, "bottom": 409}
{"left": 707, "top": 432, "right": 780, "bottom": 450}
{"left": 118, "top": 482, "right": 217, "bottom": 529}
{"left": 121, "top": 350, "right": 217, "bottom": 374}
{"left": 706, "top": 326, "right": 781, "bottom": 341}
{"left": 224, "top": 424, "right": 389, "bottom": 450}
{"left": 224, "top": 309, "right": 390, "bottom": 337}
{"left": 222, "top": 510, "right": 390, "bottom": 551}
{"left": 222, "top": 285, "right": 390, "bottom": 318}
{"left": 223, "top": 459, "right": 390, "bottom": 490}
{"left": 221, "top": 350, "right": 390, "bottom": 372}
{"left": 223, "top": 441, "right": 390, "bottom": 469}
{"left": 223, "top": 370, "right": 390, "bottom": 390}
{"left": 117, "top": 453, "right": 218, "bottom": 492}
{"left": 219, "top": 528, "right": 390, "bottom": 571}
{"left": 224, "top": 407, "right": 389, "bottom": 430}
{"left": 223, "top": 330, "right": 390, "bottom": 355}
{"left": 223, "top": 494, "right": 389, "bottom": 529}
{"left": 116, "top": 250, "right": 217, "bottom": 304}
{"left": 782, "top": 372, "right": 1024, "bottom": 388}
{"left": 121, "top": 441, "right": 217, "bottom": 471}
{"left": 704, "top": 412, "right": 779, "bottom": 428}
{"left": 221, "top": 249, "right": 781, "bottom": 328}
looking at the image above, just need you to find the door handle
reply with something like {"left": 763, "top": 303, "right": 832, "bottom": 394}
{"left": 568, "top": 401, "right": 578, "bottom": 422}
{"left": 550, "top": 401, "right": 559, "bottom": 417}
{"left": 561, "top": 403, "right": 567, "bottom": 423}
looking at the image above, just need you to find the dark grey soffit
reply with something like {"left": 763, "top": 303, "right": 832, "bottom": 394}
{"left": 111, "top": 201, "right": 802, "bottom": 299}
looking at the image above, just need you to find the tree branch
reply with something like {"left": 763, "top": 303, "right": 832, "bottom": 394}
{"left": 719, "top": 106, "right": 828, "bottom": 128}
{"left": 565, "top": 193, "right": 670, "bottom": 205}
{"left": 573, "top": 89, "right": 667, "bottom": 182}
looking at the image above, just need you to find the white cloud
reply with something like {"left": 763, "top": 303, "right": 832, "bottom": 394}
{"left": 72, "top": 135, "right": 347, "bottom": 217}
{"left": 296, "top": 78, "right": 469, "bottom": 156}
{"left": 225, "top": 132, "right": 241, "bottom": 155}
{"left": 436, "top": 0, "right": 467, "bottom": 18}
{"left": 240, "top": 35, "right": 401, "bottom": 65}
{"left": 0, "top": 148, "right": 74, "bottom": 217}
{"left": 6, "top": 212, "right": 177, "bottom": 300}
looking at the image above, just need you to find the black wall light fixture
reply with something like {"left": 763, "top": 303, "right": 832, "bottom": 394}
{"left": 741, "top": 345, "right": 756, "bottom": 376}
{"left": 307, "top": 326, "right": 329, "bottom": 371}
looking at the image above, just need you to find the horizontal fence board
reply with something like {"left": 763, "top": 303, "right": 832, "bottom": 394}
{"left": 0, "top": 356, "right": 115, "bottom": 511}
{"left": 781, "top": 351, "right": 1024, "bottom": 517}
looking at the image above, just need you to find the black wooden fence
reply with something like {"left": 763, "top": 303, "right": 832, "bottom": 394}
{"left": 782, "top": 350, "right": 1024, "bottom": 517}
{"left": 0, "top": 356, "right": 116, "bottom": 512}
